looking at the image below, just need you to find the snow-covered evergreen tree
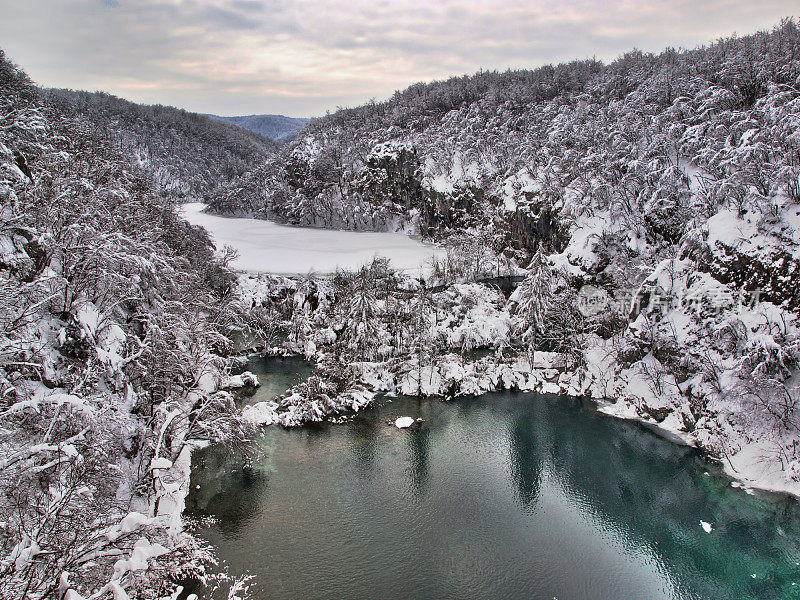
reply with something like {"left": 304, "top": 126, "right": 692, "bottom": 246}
{"left": 514, "top": 246, "right": 553, "bottom": 365}
{"left": 344, "top": 266, "right": 379, "bottom": 360}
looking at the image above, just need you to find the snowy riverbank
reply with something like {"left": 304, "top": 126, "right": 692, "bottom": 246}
{"left": 182, "top": 191, "right": 800, "bottom": 503}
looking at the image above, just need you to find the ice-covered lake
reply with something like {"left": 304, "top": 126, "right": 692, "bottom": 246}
{"left": 180, "top": 203, "right": 445, "bottom": 275}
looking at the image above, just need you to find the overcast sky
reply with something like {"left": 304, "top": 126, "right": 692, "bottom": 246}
{"left": 0, "top": 1, "right": 796, "bottom": 117}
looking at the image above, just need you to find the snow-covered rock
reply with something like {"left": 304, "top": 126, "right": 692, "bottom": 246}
{"left": 394, "top": 416, "right": 415, "bottom": 428}
{"left": 221, "top": 371, "right": 260, "bottom": 389}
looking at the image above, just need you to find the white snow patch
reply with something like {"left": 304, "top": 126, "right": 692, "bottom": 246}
{"left": 221, "top": 372, "right": 259, "bottom": 389}
{"left": 112, "top": 537, "right": 168, "bottom": 580}
{"left": 706, "top": 208, "right": 758, "bottom": 250}
{"left": 150, "top": 457, "right": 173, "bottom": 470}
{"left": 241, "top": 401, "right": 281, "bottom": 426}
{"left": 394, "top": 416, "right": 415, "bottom": 428}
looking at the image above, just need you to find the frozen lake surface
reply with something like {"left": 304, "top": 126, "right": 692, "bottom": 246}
{"left": 180, "top": 203, "right": 444, "bottom": 275}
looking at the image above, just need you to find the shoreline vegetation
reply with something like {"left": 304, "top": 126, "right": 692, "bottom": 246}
{"left": 203, "top": 19, "right": 800, "bottom": 510}
{"left": 0, "top": 51, "right": 273, "bottom": 600}
{"left": 231, "top": 265, "right": 800, "bottom": 503}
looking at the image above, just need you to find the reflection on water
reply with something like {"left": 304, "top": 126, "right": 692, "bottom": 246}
{"left": 408, "top": 423, "right": 430, "bottom": 493}
{"left": 509, "top": 411, "right": 544, "bottom": 507}
{"left": 187, "top": 392, "right": 800, "bottom": 600}
{"left": 234, "top": 354, "right": 313, "bottom": 408}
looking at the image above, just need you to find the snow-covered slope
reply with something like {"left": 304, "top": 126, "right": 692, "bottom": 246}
{"left": 48, "top": 88, "right": 276, "bottom": 201}
{"left": 0, "top": 51, "right": 258, "bottom": 600}
{"left": 205, "top": 20, "right": 800, "bottom": 500}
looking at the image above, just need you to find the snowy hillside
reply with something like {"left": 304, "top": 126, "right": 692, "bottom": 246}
{"left": 0, "top": 51, "right": 267, "bottom": 599}
{"left": 195, "top": 21, "right": 800, "bottom": 498}
{"left": 4, "top": 15, "right": 800, "bottom": 600}
{"left": 47, "top": 89, "right": 277, "bottom": 202}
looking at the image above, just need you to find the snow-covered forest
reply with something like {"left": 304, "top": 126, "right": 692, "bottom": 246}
{"left": 0, "top": 51, "right": 270, "bottom": 599}
{"left": 205, "top": 114, "right": 310, "bottom": 143}
{"left": 47, "top": 88, "right": 276, "bottom": 203}
{"left": 4, "top": 16, "right": 800, "bottom": 600}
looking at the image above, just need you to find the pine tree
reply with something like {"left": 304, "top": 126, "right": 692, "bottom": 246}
{"left": 411, "top": 279, "right": 433, "bottom": 396}
{"left": 514, "top": 245, "right": 553, "bottom": 367}
{"left": 346, "top": 266, "right": 379, "bottom": 360}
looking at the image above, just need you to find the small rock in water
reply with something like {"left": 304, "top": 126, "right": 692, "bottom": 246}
{"left": 395, "top": 416, "right": 415, "bottom": 429}
{"left": 700, "top": 520, "right": 713, "bottom": 533}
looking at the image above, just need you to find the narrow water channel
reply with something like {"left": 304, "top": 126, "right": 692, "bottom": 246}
{"left": 232, "top": 354, "right": 314, "bottom": 408}
{"left": 187, "top": 387, "right": 800, "bottom": 600}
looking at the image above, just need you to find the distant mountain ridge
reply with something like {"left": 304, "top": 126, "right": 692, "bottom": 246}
{"left": 208, "top": 113, "right": 310, "bottom": 142}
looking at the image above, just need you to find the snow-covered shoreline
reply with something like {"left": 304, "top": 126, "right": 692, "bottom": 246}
{"left": 232, "top": 268, "right": 800, "bottom": 503}
{"left": 239, "top": 340, "right": 800, "bottom": 501}
{"left": 182, "top": 190, "right": 800, "bottom": 505}
{"left": 597, "top": 400, "right": 800, "bottom": 499}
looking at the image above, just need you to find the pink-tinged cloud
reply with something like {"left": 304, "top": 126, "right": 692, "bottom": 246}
{"left": 0, "top": 0, "right": 796, "bottom": 117}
